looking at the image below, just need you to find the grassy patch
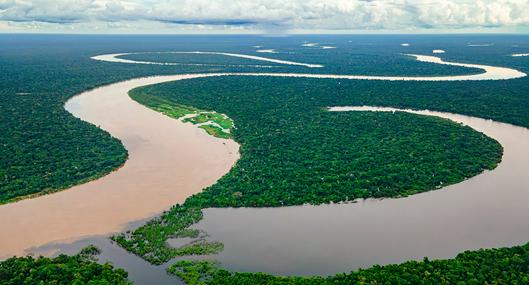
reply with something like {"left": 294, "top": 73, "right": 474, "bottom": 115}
{"left": 130, "top": 88, "right": 233, "bottom": 139}
{"left": 130, "top": 88, "right": 199, "bottom": 119}
{"left": 185, "top": 112, "right": 234, "bottom": 130}
{"left": 199, "top": 125, "right": 231, "bottom": 139}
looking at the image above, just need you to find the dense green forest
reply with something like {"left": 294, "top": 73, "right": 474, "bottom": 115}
{"left": 169, "top": 242, "right": 529, "bottom": 285}
{"left": 0, "top": 34, "right": 523, "bottom": 203}
{"left": 0, "top": 85, "right": 127, "bottom": 203}
{"left": 117, "top": 76, "right": 502, "bottom": 264}
{"left": 132, "top": 77, "right": 503, "bottom": 207}
{"left": 2, "top": 34, "right": 529, "bottom": 284}
{"left": 121, "top": 51, "right": 484, "bottom": 76}
{"left": 0, "top": 35, "right": 270, "bottom": 204}
{"left": 0, "top": 246, "right": 131, "bottom": 284}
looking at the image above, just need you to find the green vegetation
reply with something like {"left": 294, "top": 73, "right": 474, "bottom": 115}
{"left": 112, "top": 206, "right": 223, "bottom": 265}
{"left": 0, "top": 90, "right": 128, "bottom": 204}
{"left": 171, "top": 240, "right": 223, "bottom": 257}
{"left": 129, "top": 87, "right": 199, "bottom": 119}
{"left": 184, "top": 112, "right": 233, "bottom": 130}
{"left": 1, "top": 35, "right": 266, "bottom": 204}
{"left": 115, "top": 76, "right": 502, "bottom": 264}
{"left": 0, "top": 246, "right": 131, "bottom": 284}
{"left": 3, "top": 35, "right": 529, "bottom": 284}
{"left": 129, "top": 88, "right": 233, "bottom": 139}
{"left": 168, "top": 260, "right": 219, "bottom": 285}
{"left": 133, "top": 76, "right": 502, "bottom": 207}
{"left": 0, "top": 35, "right": 515, "bottom": 204}
{"left": 198, "top": 125, "right": 232, "bottom": 139}
{"left": 169, "top": 242, "right": 529, "bottom": 284}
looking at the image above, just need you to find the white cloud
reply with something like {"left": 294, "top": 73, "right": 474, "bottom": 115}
{"left": 412, "top": 0, "right": 529, "bottom": 28}
{"left": 0, "top": 21, "right": 10, "bottom": 30}
{"left": 0, "top": 0, "right": 528, "bottom": 33}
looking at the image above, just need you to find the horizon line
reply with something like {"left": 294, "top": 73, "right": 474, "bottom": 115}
{"left": 2, "top": 32, "right": 529, "bottom": 36}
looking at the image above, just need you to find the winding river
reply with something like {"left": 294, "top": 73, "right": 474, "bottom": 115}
{"left": 1, "top": 51, "right": 528, "bottom": 283}
{"left": 0, "top": 75, "right": 241, "bottom": 258}
{"left": 93, "top": 52, "right": 525, "bottom": 81}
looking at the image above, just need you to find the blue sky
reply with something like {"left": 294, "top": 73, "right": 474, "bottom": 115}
{"left": 1, "top": 0, "right": 529, "bottom": 34}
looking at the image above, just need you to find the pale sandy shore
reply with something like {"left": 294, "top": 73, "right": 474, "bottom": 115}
{"left": 0, "top": 75, "right": 240, "bottom": 258}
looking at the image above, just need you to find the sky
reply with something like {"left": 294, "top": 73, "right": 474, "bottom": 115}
{"left": 1, "top": 0, "right": 529, "bottom": 34}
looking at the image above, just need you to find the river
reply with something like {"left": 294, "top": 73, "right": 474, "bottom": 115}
{"left": 1, "top": 52, "right": 528, "bottom": 284}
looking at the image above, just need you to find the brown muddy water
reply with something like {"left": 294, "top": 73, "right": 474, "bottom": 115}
{"left": 0, "top": 75, "right": 240, "bottom": 258}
